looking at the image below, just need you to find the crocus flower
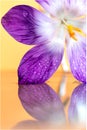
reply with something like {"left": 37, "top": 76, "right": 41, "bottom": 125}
{"left": 18, "top": 83, "right": 66, "bottom": 124}
{"left": 68, "top": 83, "right": 86, "bottom": 127}
{"left": 1, "top": 0, "right": 86, "bottom": 84}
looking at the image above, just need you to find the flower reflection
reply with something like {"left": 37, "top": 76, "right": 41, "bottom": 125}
{"left": 68, "top": 83, "right": 86, "bottom": 127}
{"left": 18, "top": 83, "right": 66, "bottom": 125}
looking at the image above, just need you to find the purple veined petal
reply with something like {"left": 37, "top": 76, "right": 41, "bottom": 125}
{"left": 1, "top": 5, "right": 56, "bottom": 45}
{"left": 68, "top": 83, "right": 86, "bottom": 127}
{"left": 35, "top": 0, "right": 70, "bottom": 16}
{"left": 66, "top": 36, "right": 86, "bottom": 83}
{"left": 18, "top": 83, "right": 66, "bottom": 124}
{"left": 18, "top": 44, "right": 64, "bottom": 84}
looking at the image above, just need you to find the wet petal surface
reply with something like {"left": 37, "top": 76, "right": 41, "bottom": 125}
{"left": 67, "top": 37, "right": 86, "bottom": 83}
{"left": 18, "top": 44, "right": 64, "bottom": 84}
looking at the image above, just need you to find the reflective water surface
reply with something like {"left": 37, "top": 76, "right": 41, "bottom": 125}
{"left": 1, "top": 71, "right": 86, "bottom": 130}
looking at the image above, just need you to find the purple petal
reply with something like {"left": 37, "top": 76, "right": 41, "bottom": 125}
{"left": 35, "top": 0, "right": 70, "bottom": 16}
{"left": 1, "top": 5, "right": 55, "bottom": 45}
{"left": 36, "top": 0, "right": 86, "bottom": 17}
{"left": 68, "top": 83, "right": 86, "bottom": 127}
{"left": 36, "top": 0, "right": 60, "bottom": 15}
{"left": 18, "top": 83, "right": 66, "bottom": 124}
{"left": 67, "top": 37, "right": 86, "bottom": 83}
{"left": 18, "top": 44, "right": 63, "bottom": 84}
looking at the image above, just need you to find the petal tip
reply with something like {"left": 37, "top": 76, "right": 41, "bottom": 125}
{"left": 1, "top": 16, "right": 8, "bottom": 29}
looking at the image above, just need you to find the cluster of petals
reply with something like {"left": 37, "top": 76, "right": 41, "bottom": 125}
{"left": 1, "top": 0, "right": 86, "bottom": 84}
